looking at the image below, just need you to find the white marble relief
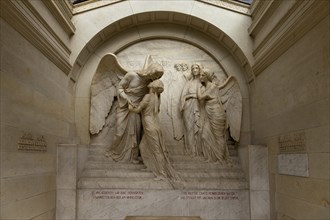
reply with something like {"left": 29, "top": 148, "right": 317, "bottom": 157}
{"left": 88, "top": 40, "right": 244, "bottom": 188}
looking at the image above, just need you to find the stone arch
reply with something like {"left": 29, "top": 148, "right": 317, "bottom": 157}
{"left": 73, "top": 11, "right": 252, "bottom": 163}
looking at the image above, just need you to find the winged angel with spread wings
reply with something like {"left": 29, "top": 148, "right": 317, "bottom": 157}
{"left": 89, "top": 53, "right": 164, "bottom": 163}
{"left": 196, "top": 69, "right": 242, "bottom": 163}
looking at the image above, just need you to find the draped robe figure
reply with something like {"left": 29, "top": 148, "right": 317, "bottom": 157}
{"left": 180, "top": 64, "right": 203, "bottom": 157}
{"left": 129, "top": 80, "right": 181, "bottom": 187}
{"left": 198, "top": 73, "right": 228, "bottom": 162}
{"left": 198, "top": 69, "right": 242, "bottom": 163}
{"left": 89, "top": 53, "right": 163, "bottom": 163}
{"left": 108, "top": 71, "right": 149, "bottom": 162}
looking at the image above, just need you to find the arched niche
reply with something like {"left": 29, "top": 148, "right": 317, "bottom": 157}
{"left": 71, "top": 11, "right": 253, "bottom": 82}
{"left": 73, "top": 13, "right": 252, "bottom": 175}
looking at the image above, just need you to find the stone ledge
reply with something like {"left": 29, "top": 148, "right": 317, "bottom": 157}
{"left": 125, "top": 217, "right": 202, "bottom": 220}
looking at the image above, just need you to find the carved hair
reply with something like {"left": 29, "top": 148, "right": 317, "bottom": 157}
{"left": 148, "top": 79, "right": 164, "bottom": 93}
{"left": 202, "top": 68, "right": 215, "bottom": 82}
{"left": 191, "top": 63, "right": 202, "bottom": 70}
{"left": 141, "top": 63, "right": 164, "bottom": 79}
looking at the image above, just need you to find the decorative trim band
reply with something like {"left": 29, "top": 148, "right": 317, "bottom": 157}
{"left": 71, "top": 0, "right": 250, "bottom": 16}
{"left": 72, "top": 0, "right": 124, "bottom": 15}
{"left": 198, "top": 0, "right": 250, "bottom": 15}
{"left": 252, "top": 0, "right": 329, "bottom": 76}
{"left": 248, "top": 0, "right": 280, "bottom": 37}
{"left": 1, "top": 0, "right": 72, "bottom": 75}
{"left": 42, "top": 0, "right": 75, "bottom": 35}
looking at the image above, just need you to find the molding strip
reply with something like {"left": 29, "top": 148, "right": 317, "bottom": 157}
{"left": 1, "top": 0, "right": 72, "bottom": 75}
{"left": 252, "top": 0, "right": 329, "bottom": 76}
{"left": 21, "top": 0, "right": 71, "bottom": 55}
{"left": 248, "top": 0, "right": 280, "bottom": 37}
{"left": 198, "top": 0, "right": 251, "bottom": 15}
{"left": 72, "top": 0, "right": 124, "bottom": 15}
{"left": 42, "top": 0, "right": 75, "bottom": 35}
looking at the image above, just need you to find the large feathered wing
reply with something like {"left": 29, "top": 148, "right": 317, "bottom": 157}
{"left": 218, "top": 76, "right": 242, "bottom": 142}
{"left": 89, "top": 53, "right": 127, "bottom": 134}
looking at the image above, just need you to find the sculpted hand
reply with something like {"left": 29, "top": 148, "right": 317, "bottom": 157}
{"left": 127, "top": 99, "right": 136, "bottom": 108}
{"left": 128, "top": 102, "right": 136, "bottom": 111}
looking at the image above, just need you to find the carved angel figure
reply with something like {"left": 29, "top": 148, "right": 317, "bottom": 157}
{"left": 89, "top": 53, "right": 164, "bottom": 163}
{"left": 128, "top": 80, "right": 181, "bottom": 187}
{"left": 197, "top": 69, "right": 242, "bottom": 163}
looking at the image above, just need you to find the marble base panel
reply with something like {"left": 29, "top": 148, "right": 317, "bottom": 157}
{"left": 125, "top": 217, "right": 202, "bottom": 220}
{"left": 77, "top": 189, "right": 250, "bottom": 220}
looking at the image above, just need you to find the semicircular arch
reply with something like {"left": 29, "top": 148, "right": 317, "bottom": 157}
{"left": 73, "top": 11, "right": 252, "bottom": 149}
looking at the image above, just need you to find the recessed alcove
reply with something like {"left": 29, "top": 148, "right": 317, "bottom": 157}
{"left": 72, "top": 12, "right": 254, "bottom": 218}
{"left": 1, "top": 0, "right": 328, "bottom": 219}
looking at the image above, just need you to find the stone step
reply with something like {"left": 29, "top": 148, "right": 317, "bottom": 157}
{"left": 169, "top": 155, "right": 240, "bottom": 163}
{"left": 87, "top": 145, "right": 186, "bottom": 156}
{"left": 87, "top": 145, "right": 238, "bottom": 156}
{"left": 173, "top": 162, "right": 241, "bottom": 170}
{"left": 81, "top": 168, "right": 245, "bottom": 179}
{"left": 78, "top": 177, "right": 172, "bottom": 189}
{"left": 182, "top": 170, "right": 245, "bottom": 178}
{"left": 84, "top": 160, "right": 241, "bottom": 170}
{"left": 78, "top": 177, "right": 248, "bottom": 190}
{"left": 87, "top": 154, "right": 111, "bottom": 161}
{"left": 88, "top": 147, "right": 108, "bottom": 155}
{"left": 81, "top": 169, "right": 155, "bottom": 178}
{"left": 85, "top": 161, "right": 147, "bottom": 170}
{"left": 183, "top": 178, "right": 248, "bottom": 189}
{"left": 86, "top": 154, "right": 240, "bottom": 165}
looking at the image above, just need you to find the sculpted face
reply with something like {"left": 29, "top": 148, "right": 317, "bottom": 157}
{"left": 191, "top": 64, "right": 200, "bottom": 77}
{"left": 199, "top": 71, "right": 208, "bottom": 83}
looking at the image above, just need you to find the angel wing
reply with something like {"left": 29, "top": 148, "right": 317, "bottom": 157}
{"left": 218, "top": 76, "right": 242, "bottom": 142}
{"left": 89, "top": 53, "right": 127, "bottom": 134}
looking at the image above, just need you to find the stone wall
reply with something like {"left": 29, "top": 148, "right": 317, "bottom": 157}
{"left": 250, "top": 12, "right": 329, "bottom": 220}
{"left": 0, "top": 9, "right": 74, "bottom": 220}
{"left": 2, "top": 0, "right": 328, "bottom": 219}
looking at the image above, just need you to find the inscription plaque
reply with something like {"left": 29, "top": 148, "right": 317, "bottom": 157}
{"left": 18, "top": 133, "right": 47, "bottom": 152}
{"left": 125, "top": 217, "right": 201, "bottom": 220}
{"left": 93, "top": 190, "right": 144, "bottom": 200}
{"left": 278, "top": 132, "right": 306, "bottom": 154}
{"left": 278, "top": 154, "right": 308, "bottom": 177}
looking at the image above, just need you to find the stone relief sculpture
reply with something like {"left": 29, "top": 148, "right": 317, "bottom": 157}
{"left": 180, "top": 64, "right": 203, "bottom": 156}
{"left": 197, "top": 69, "right": 242, "bottom": 163}
{"left": 89, "top": 53, "right": 164, "bottom": 163}
{"left": 89, "top": 52, "right": 242, "bottom": 183}
{"left": 128, "top": 80, "right": 181, "bottom": 186}
{"left": 166, "top": 62, "right": 190, "bottom": 141}
{"left": 85, "top": 40, "right": 246, "bottom": 193}
{"left": 178, "top": 65, "right": 242, "bottom": 163}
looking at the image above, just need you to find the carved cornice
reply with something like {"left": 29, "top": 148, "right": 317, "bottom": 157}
{"left": 72, "top": 0, "right": 250, "bottom": 15}
{"left": 249, "top": 0, "right": 268, "bottom": 20}
{"left": 252, "top": 0, "right": 329, "bottom": 76}
{"left": 72, "top": 0, "right": 124, "bottom": 15}
{"left": 248, "top": 0, "right": 281, "bottom": 37}
{"left": 198, "top": 0, "right": 250, "bottom": 15}
{"left": 1, "top": 0, "right": 72, "bottom": 75}
{"left": 249, "top": 0, "right": 258, "bottom": 15}
{"left": 42, "top": 0, "right": 75, "bottom": 35}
